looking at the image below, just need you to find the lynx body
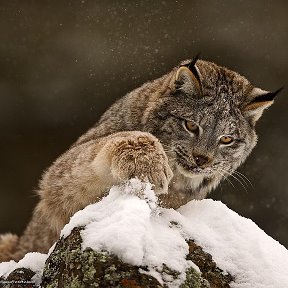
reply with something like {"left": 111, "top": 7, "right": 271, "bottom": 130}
{"left": 0, "top": 59, "right": 279, "bottom": 261}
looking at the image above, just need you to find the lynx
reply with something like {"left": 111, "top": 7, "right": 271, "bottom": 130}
{"left": 0, "top": 58, "right": 280, "bottom": 262}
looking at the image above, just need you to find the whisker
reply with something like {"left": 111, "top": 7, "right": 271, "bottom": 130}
{"left": 219, "top": 181, "right": 223, "bottom": 193}
{"left": 216, "top": 169, "right": 236, "bottom": 190}
{"left": 215, "top": 161, "right": 253, "bottom": 189}
{"left": 233, "top": 170, "right": 254, "bottom": 188}
{"left": 231, "top": 171, "right": 249, "bottom": 188}
{"left": 218, "top": 168, "right": 248, "bottom": 194}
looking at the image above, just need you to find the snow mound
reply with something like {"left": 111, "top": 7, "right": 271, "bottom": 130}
{"left": 62, "top": 178, "right": 196, "bottom": 286}
{"left": 179, "top": 200, "right": 288, "bottom": 288}
{"left": 1, "top": 178, "right": 287, "bottom": 287}
{"left": 62, "top": 178, "right": 288, "bottom": 288}
{"left": 0, "top": 252, "right": 47, "bottom": 286}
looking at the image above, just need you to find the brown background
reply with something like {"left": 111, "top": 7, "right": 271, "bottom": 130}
{"left": 0, "top": 0, "right": 287, "bottom": 247}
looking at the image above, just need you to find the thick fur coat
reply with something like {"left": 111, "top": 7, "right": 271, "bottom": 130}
{"left": 0, "top": 58, "right": 279, "bottom": 262}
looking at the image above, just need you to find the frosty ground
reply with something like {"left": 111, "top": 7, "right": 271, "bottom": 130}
{"left": 1, "top": 178, "right": 288, "bottom": 287}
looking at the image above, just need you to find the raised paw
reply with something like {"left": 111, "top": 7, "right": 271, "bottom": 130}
{"left": 109, "top": 132, "right": 173, "bottom": 194}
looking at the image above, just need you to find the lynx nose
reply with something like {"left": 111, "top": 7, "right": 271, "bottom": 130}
{"left": 194, "top": 154, "right": 209, "bottom": 167}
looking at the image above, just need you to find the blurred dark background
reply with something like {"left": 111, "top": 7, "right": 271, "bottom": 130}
{"left": 0, "top": 0, "right": 287, "bottom": 247}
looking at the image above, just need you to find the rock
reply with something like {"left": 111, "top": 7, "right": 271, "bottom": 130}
{"left": 1, "top": 226, "right": 231, "bottom": 287}
{"left": 0, "top": 267, "right": 37, "bottom": 288}
{"left": 186, "top": 240, "right": 233, "bottom": 288}
{"left": 41, "top": 227, "right": 162, "bottom": 288}
{"left": 0, "top": 180, "right": 234, "bottom": 287}
{"left": 39, "top": 227, "right": 231, "bottom": 287}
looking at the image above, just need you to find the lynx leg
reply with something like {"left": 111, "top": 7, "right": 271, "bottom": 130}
{"left": 6, "top": 131, "right": 172, "bottom": 259}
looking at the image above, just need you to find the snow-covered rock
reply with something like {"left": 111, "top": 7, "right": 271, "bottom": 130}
{"left": 0, "top": 252, "right": 47, "bottom": 287}
{"left": 1, "top": 178, "right": 288, "bottom": 287}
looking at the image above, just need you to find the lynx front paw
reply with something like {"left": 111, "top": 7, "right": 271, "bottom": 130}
{"left": 110, "top": 132, "right": 173, "bottom": 194}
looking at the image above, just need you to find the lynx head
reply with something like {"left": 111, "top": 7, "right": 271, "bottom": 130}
{"left": 145, "top": 58, "right": 281, "bottom": 197}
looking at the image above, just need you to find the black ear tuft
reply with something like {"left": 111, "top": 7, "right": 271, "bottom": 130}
{"left": 252, "top": 87, "right": 283, "bottom": 103}
{"left": 188, "top": 53, "right": 201, "bottom": 69}
{"left": 243, "top": 86, "right": 282, "bottom": 125}
{"left": 181, "top": 54, "right": 201, "bottom": 84}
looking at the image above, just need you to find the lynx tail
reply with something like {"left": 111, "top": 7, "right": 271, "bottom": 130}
{"left": 0, "top": 233, "right": 19, "bottom": 262}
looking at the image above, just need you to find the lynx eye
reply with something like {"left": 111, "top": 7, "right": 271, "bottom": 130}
{"left": 219, "top": 135, "right": 234, "bottom": 145}
{"left": 184, "top": 120, "right": 199, "bottom": 134}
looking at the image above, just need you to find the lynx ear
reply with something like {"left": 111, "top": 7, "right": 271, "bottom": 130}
{"left": 170, "top": 58, "right": 202, "bottom": 97}
{"left": 243, "top": 87, "right": 282, "bottom": 124}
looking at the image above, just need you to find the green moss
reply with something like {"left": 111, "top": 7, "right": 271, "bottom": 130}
{"left": 41, "top": 227, "right": 162, "bottom": 287}
{"left": 41, "top": 227, "right": 232, "bottom": 287}
{"left": 180, "top": 267, "right": 210, "bottom": 288}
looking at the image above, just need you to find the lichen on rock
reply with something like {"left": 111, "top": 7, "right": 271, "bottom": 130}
{"left": 41, "top": 227, "right": 163, "bottom": 287}
{"left": 40, "top": 227, "right": 231, "bottom": 288}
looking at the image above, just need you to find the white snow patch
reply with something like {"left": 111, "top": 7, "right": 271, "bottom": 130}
{"left": 0, "top": 260, "right": 15, "bottom": 278}
{"left": 2, "top": 178, "right": 288, "bottom": 288}
{"left": 62, "top": 178, "right": 288, "bottom": 287}
{"left": 62, "top": 178, "right": 194, "bottom": 286}
{"left": 179, "top": 200, "right": 288, "bottom": 288}
{"left": 0, "top": 252, "right": 47, "bottom": 286}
